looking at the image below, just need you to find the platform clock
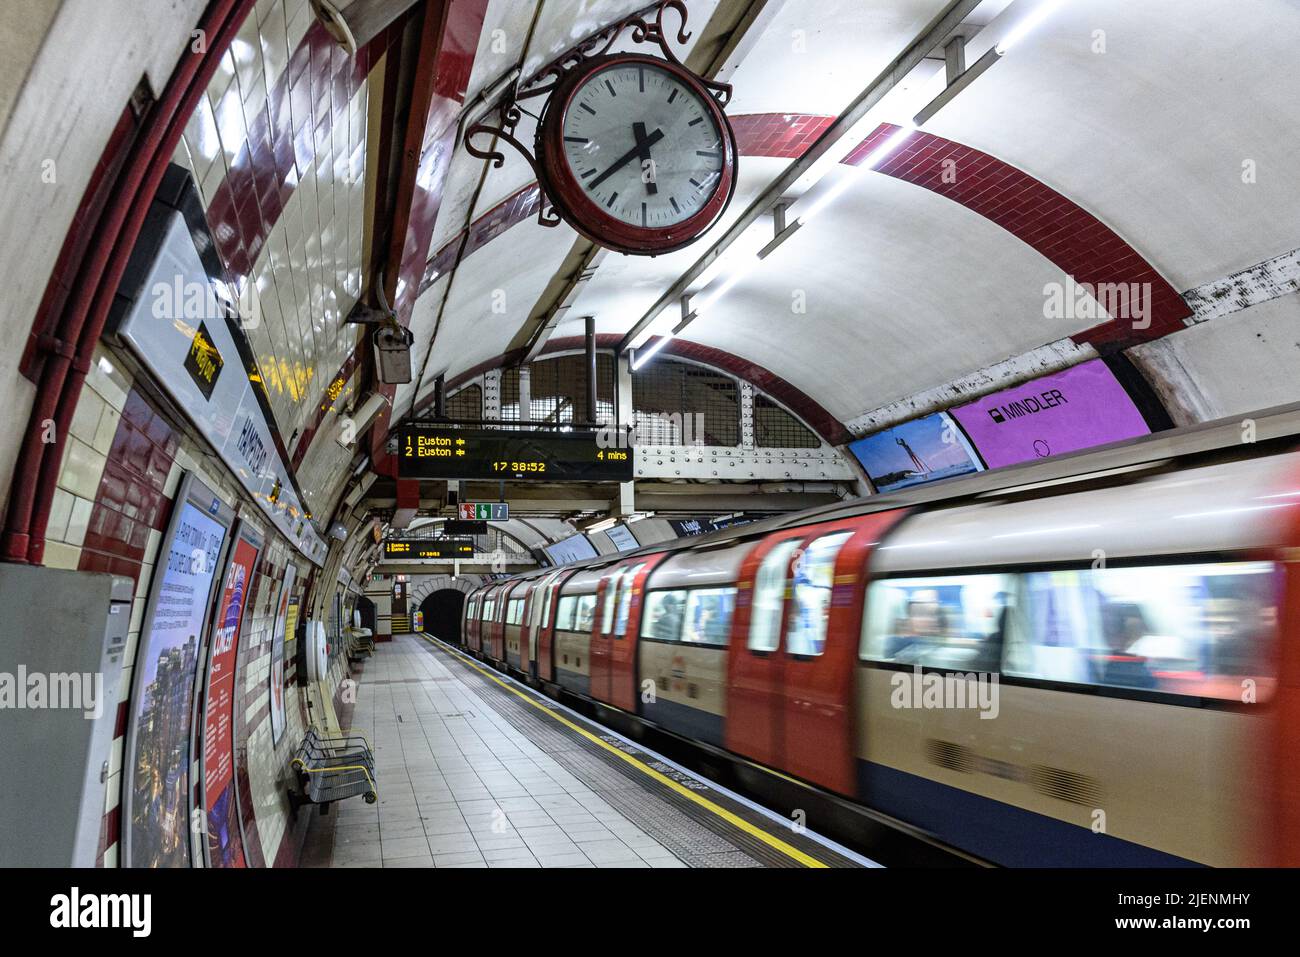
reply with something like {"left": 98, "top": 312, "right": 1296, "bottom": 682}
{"left": 537, "top": 53, "right": 737, "bottom": 256}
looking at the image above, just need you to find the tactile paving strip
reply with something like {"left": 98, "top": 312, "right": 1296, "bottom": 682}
{"left": 419, "top": 638, "right": 863, "bottom": 868}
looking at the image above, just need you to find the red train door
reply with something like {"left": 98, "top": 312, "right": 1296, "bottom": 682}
{"left": 589, "top": 569, "right": 616, "bottom": 702}
{"left": 537, "top": 571, "right": 573, "bottom": 682}
{"left": 489, "top": 583, "right": 510, "bottom": 660}
{"left": 521, "top": 572, "right": 557, "bottom": 677}
{"left": 590, "top": 556, "right": 665, "bottom": 710}
{"left": 779, "top": 512, "right": 903, "bottom": 794}
{"left": 726, "top": 532, "right": 806, "bottom": 768}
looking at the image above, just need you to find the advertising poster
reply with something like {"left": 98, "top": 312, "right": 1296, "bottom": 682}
{"left": 114, "top": 209, "right": 326, "bottom": 565}
{"left": 544, "top": 534, "right": 599, "bottom": 565}
{"left": 950, "top": 359, "right": 1150, "bottom": 469}
{"left": 848, "top": 412, "right": 984, "bottom": 493}
{"left": 127, "top": 496, "right": 226, "bottom": 868}
{"left": 670, "top": 515, "right": 763, "bottom": 537}
{"left": 269, "top": 563, "right": 296, "bottom": 746}
{"left": 202, "top": 532, "right": 259, "bottom": 868}
{"left": 604, "top": 524, "right": 640, "bottom": 552}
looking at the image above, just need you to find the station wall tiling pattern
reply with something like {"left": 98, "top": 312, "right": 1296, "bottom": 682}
{"left": 41, "top": 0, "right": 375, "bottom": 868}
{"left": 46, "top": 342, "right": 320, "bottom": 868}
{"left": 172, "top": 0, "right": 378, "bottom": 516}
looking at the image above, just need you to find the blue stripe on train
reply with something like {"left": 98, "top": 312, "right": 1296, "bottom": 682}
{"left": 641, "top": 696, "right": 724, "bottom": 748}
{"left": 857, "top": 760, "right": 1200, "bottom": 867}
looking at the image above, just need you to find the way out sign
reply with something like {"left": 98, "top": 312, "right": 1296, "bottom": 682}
{"left": 459, "top": 502, "right": 508, "bottom": 521}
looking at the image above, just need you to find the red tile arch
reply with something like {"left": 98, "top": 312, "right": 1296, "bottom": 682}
{"left": 421, "top": 115, "right": 1190, "bottom": 349}
{"left": 845, "top": 123, "right": 1190, "bottom": 346}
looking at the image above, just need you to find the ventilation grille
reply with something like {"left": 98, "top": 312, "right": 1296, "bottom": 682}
{"left": 925, "top": 738, "right": 975, "bottom": 774}
{"left": 1030, "top": 765, "right": 1103, "bottom": 806}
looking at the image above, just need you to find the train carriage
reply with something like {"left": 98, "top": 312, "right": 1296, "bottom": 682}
{"left": 637, "top": 545, "right": 745, "bottom": 747}
{"left": 550, "top": 565, "right": 607, "bottom": 696}
{"left": 449, "top": 410, "right": 1300, "bottom": 866}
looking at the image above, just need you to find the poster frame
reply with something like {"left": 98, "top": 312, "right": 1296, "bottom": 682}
{"left": 122, "top": 471, "right": 235, "bottom": 869}
{"left": 268, "top": 561, "right": 297, "bottom": 747}
{"left": 198, "top": 517, "right": 263, "bottom": 869}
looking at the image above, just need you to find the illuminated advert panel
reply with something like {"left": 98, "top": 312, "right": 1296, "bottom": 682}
{"left": 397, "top": 425, "right": 634, "bottom": 481}
{"left": 110, "top": 206, "right": 327, "bottom": 565}
{"left": 950, "top": 359, "right": 1150, "bottom": 468}
{"left": 848, "top": 412, "right": 983, "bottom": 493}
{"left": 124, "top": 472, "right": 232, "bottom": 869}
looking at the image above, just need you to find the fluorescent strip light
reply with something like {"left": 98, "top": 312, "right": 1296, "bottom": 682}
{"left": 996, "top": 0, "right": 1069, "bottom": 55}
{"left": 631, "top": 334, "right": 674, "bottom": 370}
{"left": 796, "top": 123, "right": 917, "bottom": 225}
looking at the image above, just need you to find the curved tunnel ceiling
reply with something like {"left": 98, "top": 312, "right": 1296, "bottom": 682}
{"left": 389, "top": 0, "right": 1300, "bottom": 444}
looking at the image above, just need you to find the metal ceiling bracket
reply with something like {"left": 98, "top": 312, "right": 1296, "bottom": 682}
{"left": 758, "top": 202, "right": 802, "bottom": 260}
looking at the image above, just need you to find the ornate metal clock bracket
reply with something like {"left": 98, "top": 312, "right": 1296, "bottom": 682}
{"left": 464, "top": 0, "right": 732, "bottom": 230}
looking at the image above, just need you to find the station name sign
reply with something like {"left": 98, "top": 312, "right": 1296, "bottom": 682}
{"left": 397, "top": 425, "right": 634, "bottom": 482}
{"left": 382, "top": 539, "right": 475, "bottom": 560}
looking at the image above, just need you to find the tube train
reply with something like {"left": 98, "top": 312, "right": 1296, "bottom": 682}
{"left": 459, "top": 409, "right": 1300, "bottom": 866}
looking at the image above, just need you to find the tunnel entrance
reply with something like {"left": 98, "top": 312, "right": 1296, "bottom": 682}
{"left": 420, "top": 589, "right": 465, "bottom": 643}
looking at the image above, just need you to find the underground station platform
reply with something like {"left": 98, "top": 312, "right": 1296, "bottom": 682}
{"left": 303, "top": 634, "right": 871, "bottom": 869}
{"left": 4, "top": 0, "right": 1298, "bottom": 939}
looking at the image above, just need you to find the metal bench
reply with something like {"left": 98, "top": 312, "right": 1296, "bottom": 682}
{"left": 288, "top": 726, "right": 377, "bottom": 812}
{"left": 346, "top": 626, "right": 375, "bottom": 663}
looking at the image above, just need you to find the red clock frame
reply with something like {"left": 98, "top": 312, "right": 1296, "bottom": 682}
{"left": 537, "top": 53, "right": 738, "bottom": 256}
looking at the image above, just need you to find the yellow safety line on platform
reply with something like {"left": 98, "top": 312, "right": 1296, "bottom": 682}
{"left": 419, "top": 635, "right": 827, "bottom": 868}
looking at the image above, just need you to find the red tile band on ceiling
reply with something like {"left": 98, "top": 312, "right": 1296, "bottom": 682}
{"left": 846, "top": 123, "right": 1190, "bottom": 347}
{"left": 421, "top": 115, "right": 1189, "bottom": 351}
{"left": 730, "top": 112, "right": 836, "bottom": 159}
{"left": 203, "top": 19, "right": 396, "bottom": 286}
{"left": 426, "top": 332, "right": 851, "bottom": 446}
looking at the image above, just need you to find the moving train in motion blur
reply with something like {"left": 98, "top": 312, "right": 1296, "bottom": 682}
{"left": 459, "top": 408, "right": 1300, "bottom": 866}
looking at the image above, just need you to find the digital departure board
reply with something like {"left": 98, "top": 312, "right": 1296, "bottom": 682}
{"left": 397, "top": 426, "right": 634, "bottom": 481}
{"left": 382, "top": 539, "right": 475, "bottom": 560}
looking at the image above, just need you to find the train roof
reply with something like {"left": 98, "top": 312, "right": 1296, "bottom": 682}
{"left": 490, "top": 402, "right": 1300, "bottom": 584}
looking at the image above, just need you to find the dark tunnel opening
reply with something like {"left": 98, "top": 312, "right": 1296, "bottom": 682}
{"left": 420, "top": 588, "right": 465, "bottom": 643}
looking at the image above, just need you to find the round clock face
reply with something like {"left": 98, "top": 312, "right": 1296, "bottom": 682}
{"left": 541, "top": 54, "right": 736, "bottom": 254}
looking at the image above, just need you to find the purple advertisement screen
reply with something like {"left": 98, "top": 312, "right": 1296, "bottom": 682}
{"left": 950, "top": 360, "right": 1150, "bottom": 469}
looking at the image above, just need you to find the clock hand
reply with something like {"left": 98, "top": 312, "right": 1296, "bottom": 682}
{"left": 588, "top": 128, "right": 664, "bottom": 191}
{"left": 633, "top": 122, "right": 658, "bottom": 195}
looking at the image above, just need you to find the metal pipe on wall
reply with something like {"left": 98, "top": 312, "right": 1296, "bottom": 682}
{"left": 2, "top": 0, "right": 256, "bottom": 564}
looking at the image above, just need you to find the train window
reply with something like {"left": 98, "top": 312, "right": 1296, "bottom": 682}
{"left": 682, "top": 588, "right": 737, "bottom": 646}
{"left": 555, "top": 595, "right": 577, "bottom": 631}
{"left": 540, "top": 580, "right": 557, "bottom": 629}
{"left": 1005, "top": 561, "right": 1279, "bottom": 700}
{"left": 642, "top": 590, "right": 688, "bottom": 641}
{"left": 749, "top": 539, "right": 801, "bottom": 652}
{"left": 482, "top": 599, "right": 495, "bottom": 621}
{"left": 785, "top": 532, "right": 852, "bottom": 656}
{"left": 601, "top": 570, "right": 623, "bottom": 634}
{"left": 615, "top": 564, "right": 647, "bottom": 636}
{"left": 574, "top": 594, "right": 598, "bottom": 633}
{"left": 507, "top": 598, "right": 524, "bottom": 625}
{"left": 861, "top": 574, "right": 1016, "bottom": 672}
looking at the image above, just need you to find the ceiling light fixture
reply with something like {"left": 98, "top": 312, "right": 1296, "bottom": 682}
{"left": 996, "top": 0, "right": 1068, "bottom": 54}
{"left": 622, "top": 0, "right": 1071, "bottom": 370}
